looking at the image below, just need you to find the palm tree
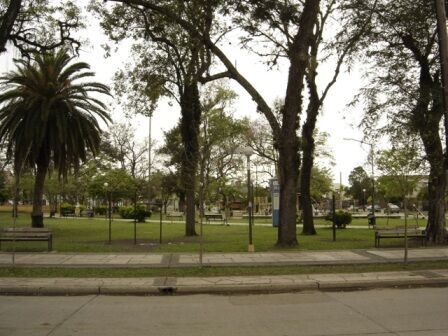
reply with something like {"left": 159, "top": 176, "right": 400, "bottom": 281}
{"left": 0, "top": 49, "right": 111, "bottom": 227}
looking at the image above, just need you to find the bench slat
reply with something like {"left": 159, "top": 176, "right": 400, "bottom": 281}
{"left": 0, "top": 227, "right": 53, "bottom": 251}
{"left": 375, "top": 228, "right": 426, "bottom": 247}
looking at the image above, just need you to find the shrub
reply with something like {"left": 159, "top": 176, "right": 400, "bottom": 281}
{"left": 119, "top": 205, "right": 151, "bottom": 222}
{"left": 95, "top": 206, "right": 108, "bottom": 216}
{"left": 60, "top": 203, "right": 74, "bottom": 216}
{"left": 325, "top": 210, "right": 352, "bottom": 228}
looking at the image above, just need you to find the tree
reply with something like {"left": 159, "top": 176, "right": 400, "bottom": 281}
{"left": 310, "top": 166, "right": 333, "bottom": 202}
{"left": 376, "top": 141, "right": 425, "bottom": 261}
{"left": 88, "top": 169, "right": 136, "bottom": 201}
{"left": 198, "top": 84, "right": 249, "bottom": 214}
{"left": 0, "top": 0, "right": 81, "bottom": 56}
{"left": 95, "top": 0, "right": 218, "bottom": 236}
{"left": 347, "top": 166, "right": 371, "bottom": 207}
{"left": 300, "top": 0, "right": 369, "bottom": 235}
{"left": 103, "top": 0, "right": 320, "bottom": 246}
{"left": 108, "top": 123, "right": 149, "bottom": 178}
{"left": 0, "top": 49, "right": 111, "bottom": 227}
{"left": 344, "top": 0, "right": 447, "bottom": 243}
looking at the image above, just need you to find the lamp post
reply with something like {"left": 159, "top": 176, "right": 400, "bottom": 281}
{"left": 104, "top": 182, "right": 112, "bottom": 244}
{"left": 362, "top": 188, "right": 366, "bottom": 211}
{"left": 238, "top": 146, "right": 255, "bottom": 252}
{"left": 344, "top": 138, "right": 376, "bottom": 227}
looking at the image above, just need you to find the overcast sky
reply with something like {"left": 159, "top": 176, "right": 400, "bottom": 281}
{"left": 0, "top": 3, "right": 377, "bottom": 186}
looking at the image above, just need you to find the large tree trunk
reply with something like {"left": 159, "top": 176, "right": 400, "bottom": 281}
{"left": 276, "top": 0, "right": 320, "bottom": 246}
{"left": 0, "top": 0, "right": 22, "bottom": 53}
{"left": 420, "top": 124, "right": 446, "bottom": 243}
{"left": 300, "top": 142, "right": 316, "bottom": 235}
{"left": 403, "top": 34, "right": 447, "bottom": 244}
{"left": 31, "top": 160, "right": 49, "bottom": 228}
{"left": 277, "top": 139, "right": 300, "bottom": 246}
{"left": 426, "top": 165, "right": 446, "bottom": 243}
{"left": 180, "top": 82, "right": 201, "bottom": 236}
{"left": 301, "top": 73, "right": 320, "bottom": 235}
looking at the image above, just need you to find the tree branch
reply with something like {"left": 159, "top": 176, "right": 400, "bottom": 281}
{"left": 199, "top": 71, "right": 232, "bottom": 84}
{"left": 106, "top": 0, "right": 281, "bottom": 138}
{"left": 0, "top": 0, "right": 22, "bottom": 53}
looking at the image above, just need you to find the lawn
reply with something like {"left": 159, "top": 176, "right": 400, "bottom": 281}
{"left": 1, "top": 261, "right": 447, "bottom": 278}
{"left": 0, "top": 211, "right": 429, "bottom": 253}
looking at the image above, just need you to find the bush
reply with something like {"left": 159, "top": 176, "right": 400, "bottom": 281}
{"left": 325, "top": 210, "right": 352, "bottom": 228}
{"left": 119, "top": 205, "right": 151, "bottom": 222}
{"left": 94, "top": 206, "right": 108, "bottom": 216}
{"left": 60, "top": 203, "right": 74, "bottom": 216}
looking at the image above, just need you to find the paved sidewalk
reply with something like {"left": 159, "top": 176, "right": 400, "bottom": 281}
{"left": 1, "top": 248, "right": 447, "bottom": 295}
{"left": 1, "top": 247, "right": 447, "bottom": 268}
{"left": 1, "top": 269, "right": 448, "bottom": 296}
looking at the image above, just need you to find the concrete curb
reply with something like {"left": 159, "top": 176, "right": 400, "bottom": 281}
{"left": 1, "top": 276, "right": 448, "bottom": 296}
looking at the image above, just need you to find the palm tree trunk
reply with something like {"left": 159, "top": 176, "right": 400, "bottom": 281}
{"left": 31, "top": 161, "right": 49, "bottom": 228}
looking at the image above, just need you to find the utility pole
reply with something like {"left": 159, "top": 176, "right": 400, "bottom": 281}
{"left": 435, "top": 0, "right": 448, "bottom": 152}
{"left": 339, "top": 172, "right": 343, "bottom": 209}
{"left": 148, "top": 114, "right": 152, "bottom": 208}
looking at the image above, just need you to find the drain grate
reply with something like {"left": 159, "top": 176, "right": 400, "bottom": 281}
{"left": 158, "top": 286, "right": 177, "bottom": 295}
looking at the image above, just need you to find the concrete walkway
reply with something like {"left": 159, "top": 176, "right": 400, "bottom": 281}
{"left": 1, "top": 248, "right": 447, "bottom": 295}
{"left": 1, "top": 269, "right": 448, "bottom": 296}
{"left": 1, "top": 247, "right": 447, "bottom": 268}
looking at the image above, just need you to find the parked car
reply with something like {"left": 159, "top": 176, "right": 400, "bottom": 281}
{"left": 386, "top": 203, "right": 400, "bottom": 214}
{"left": 368, "top": 205, "right": 382, "bottom": 213}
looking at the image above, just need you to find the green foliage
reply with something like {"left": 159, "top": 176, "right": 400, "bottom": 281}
{"left": 0, "top": 50, "right": 111, "bottom": 225}
{"left": 0, "top": 0, "right": 82, "bottom": 57}
{"left": 347, "top": 166, "right": 371, "bottom": 205}
{"left": 118, "top": 205, "right": 151, "bottom": 222}
{"left": 60, "top": 203, "right": 74, "bottom": 215}
{"left": 376, "top": 142, "right": 425, "bottom": 198}
{"left": 87, "top": 169, "right": 137, "bottom": 200}
{"left": 0, "top": 49, "right": 111, "bottom": 177}
{"left": 325, "top": 210, "right": 352, "bottom": 228}
{"left": 310, "top": 166, "right": 333, "bottom": 201}
{"left": 94, "top": 206, "right": 108, "bottom": 216}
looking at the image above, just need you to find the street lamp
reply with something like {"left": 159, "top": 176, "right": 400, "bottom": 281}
{"left": 104, "top": 182, "right": 112, "bottom": 244}
{"left": 237, "top": 146, "right": 255, "bottom": 252}
{"left": 362, "top": 188, "right": 366, "bottom": 211}
{"left": 343, "top": 138, "right": 376, "bottom": 227}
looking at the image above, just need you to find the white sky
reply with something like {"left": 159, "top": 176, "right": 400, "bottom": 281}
{"left": 0, "top": 3, "right": 379, "bottom": 186}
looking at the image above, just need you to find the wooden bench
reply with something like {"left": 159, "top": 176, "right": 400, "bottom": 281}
{"left": 375, "top": 226, "right": 426, "bottom": 248}
{"left": 81, "top": 209, "right": 94, "bottom": 218}
{"left": 61, "top": 210, "right": 75, "bottom": 217}
{"left": 204, "top": 213, "right": 227, "bottom": 225}
{"left": 0, "top": 228, "right": 53, "bottom": 251}
{"left": 232, "top": 210, "right": 245, "bottom": 218}
{"left": 166, "top": 212, "right": 184, "bottom": 222}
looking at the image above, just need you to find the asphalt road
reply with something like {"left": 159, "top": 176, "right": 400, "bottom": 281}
{"left": 1, "top": 287, "right": 447, "bottom": 336}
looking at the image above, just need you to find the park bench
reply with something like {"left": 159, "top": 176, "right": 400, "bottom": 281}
{"left": 204, "top": 213, "right": 227, "bottom": 225}
{"left": 232, "top": 210, "right": 245, "bottom": 218}
{"left": 61, "top": 209, "right": 75, "bottom": 217}
{"left": 374, "top": 226, "right": 426, "bottom": 248}
{"left": 166, "top": 211, "right": 184, "bottom": 222}
{"left": 0, "top": 227, "right": 53, "bottom": 251}
{"left": 80, "top": 209, "right": 94, "bottom": 218}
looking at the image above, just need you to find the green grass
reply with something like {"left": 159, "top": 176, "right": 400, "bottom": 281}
{"left": 0, "top": 261, "right": 447, "bottom": 278}
{"left": 0, "top": 212, "right": 432, "bottom": 253}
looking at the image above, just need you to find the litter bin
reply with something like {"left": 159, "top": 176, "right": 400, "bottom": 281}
{"left": 367, "top": 213, "right": 376, "bottom": 229}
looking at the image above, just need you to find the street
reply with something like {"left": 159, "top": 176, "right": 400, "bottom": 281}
{"left": 0, "top": 287, "right": 447, "bottom": 336}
